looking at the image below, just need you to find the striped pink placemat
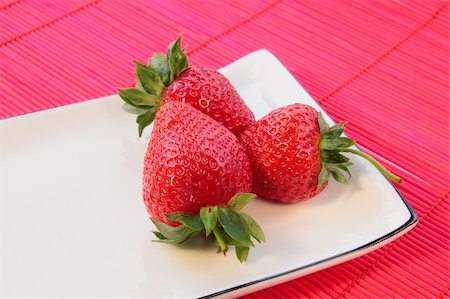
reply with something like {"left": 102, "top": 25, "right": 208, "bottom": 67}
{"left": 1, "top": 1, "right": 449, "bottom": 297}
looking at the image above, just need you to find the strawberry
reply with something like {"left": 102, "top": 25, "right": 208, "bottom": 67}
{"left": 239, "top": 103, "right": 401, "bottom": 203}
{"left": 143, "top": 101, "right": 264, "bottom": 262}
{"left": 118, "top": 35, "right": 255, "bottom": 137}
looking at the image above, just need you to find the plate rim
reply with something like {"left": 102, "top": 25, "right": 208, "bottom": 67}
{"left": 199, "top": 49, "right": 418, "bottom": 298}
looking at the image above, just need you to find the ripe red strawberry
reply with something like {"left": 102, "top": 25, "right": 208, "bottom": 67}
{"left": 239, "top": 103, "right": 401, "bottom": 203}
{"left": 143, "top": 101, "right": 264, "bottom": 262}
{"left": 118, "top": 35, "right": 255, "bottom": 137}
{"left": 144, "top": 101, "right": 252, "bottom": 224}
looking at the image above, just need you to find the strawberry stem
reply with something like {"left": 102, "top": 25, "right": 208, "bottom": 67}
{"left": 317, "top": 113, "right": 401, "bottom": 186}
{"left": 341, "top": 148, "right": 401, "bottom": 183}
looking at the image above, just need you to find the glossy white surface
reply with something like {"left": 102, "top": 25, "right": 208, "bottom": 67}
{"left": 0, "top": 50, "right": 416, "bottom": 298}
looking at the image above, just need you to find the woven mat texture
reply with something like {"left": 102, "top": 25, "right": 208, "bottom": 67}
{"left": 1, "top": 0, "right": 449, "bottom": 298}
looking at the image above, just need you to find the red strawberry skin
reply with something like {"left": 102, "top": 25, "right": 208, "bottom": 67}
{"left": 163, "top": 66, "right": 255, "bottom": 136}
{"left": 143, "top": 101, "right": 253, "bottom": 225}
{"left": 239, "top": 103, "right": 326, "bottom": 202}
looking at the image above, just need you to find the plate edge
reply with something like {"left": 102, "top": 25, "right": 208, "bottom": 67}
{"left": 0, "top": 94, "right": 117, "bottom": 122}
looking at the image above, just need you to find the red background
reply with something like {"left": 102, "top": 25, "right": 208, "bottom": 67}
{"left": 1, "top": 1, "right": 449, "bottom": 297}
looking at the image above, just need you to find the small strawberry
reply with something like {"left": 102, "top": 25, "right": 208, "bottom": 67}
{"left": 143, "top": 101, "right": 264, "bottom": 262}
{"left": 239, "top": 103, "right": 401, "bottom": 203}
{"left": 118, "top": 35, "right": 255, "bottom": 137}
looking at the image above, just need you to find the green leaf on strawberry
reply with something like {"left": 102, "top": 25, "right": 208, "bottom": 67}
{"left": 151, "top": 218, "right": 201, "bottom": 244}
{"left": 227, "top": 193, "right": 255, "bottom": 211}
{"left": 240, "top": 212, "right": 266, "bottom": 243}
{"left": 118, "top": 34, "right": 188, "bottom": 137}
{"left": 167, "top": 34, "right": 188, "bottom": 82}
{"left": 150, "top": 193, "right": 265, "bottom": 263}
{"left": 134, "top": 61, "right": 165, "bottom": 96}
{"left": 217, "top": 208, "right": 252, "bottom": 246}
{"left": 166, "top": 212, "right": 203, "bottom": 231}
{"left": 330, "top": 166, "right": 350, "bottom": 184}
{"left": 235, "top": 246, "right": 250, "bottom": 263}
{"left": 118, "top": 88, "right": 159, "bottom": 107}
{"left": 148, "top": 53, "right": 171, "bottom": 86}
{"left": 135, "top": 79, "right": 146, "bottom": 91}
{"left": 199, "top": 206, "right": 218, "bottom": 236}
{"left": 136, "top": 110, "right": 157, "bottom": 137}
{"left": 122, "top": 102, "right": 151, "bottom": 115}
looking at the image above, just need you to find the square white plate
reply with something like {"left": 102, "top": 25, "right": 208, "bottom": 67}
{"left": 0, "top": 50, "right": 417, "bottom": 298}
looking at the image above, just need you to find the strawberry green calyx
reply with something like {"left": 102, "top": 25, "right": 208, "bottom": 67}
{"left": 317, "top": 112, "right": 401, "bottom": 187}
{"left": 166, "top": 35, "right": 188, "bottom": 82}
{"left": 118, "top": 34, "right": 188, "bottom": 137}
{"left": 151, "top": 193, "right": 265, "bottom": 263}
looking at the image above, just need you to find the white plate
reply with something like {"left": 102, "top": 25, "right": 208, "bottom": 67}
{"left": 0, "top": 50, "right": 417, "bottom": 298}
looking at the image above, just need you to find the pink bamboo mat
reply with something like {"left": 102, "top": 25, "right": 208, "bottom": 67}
{"left": 1, "top": 0, "right": 449, "bottom": 297}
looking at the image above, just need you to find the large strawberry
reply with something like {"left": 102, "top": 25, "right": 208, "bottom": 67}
{"left": 239, "top": 103, "right": 401, "bottom": 203}
{"left": 118, "top": 35, "right": 255, "bottom": 137}
{"left": 143, "top": 101, "right": 264, "bottom": 262}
